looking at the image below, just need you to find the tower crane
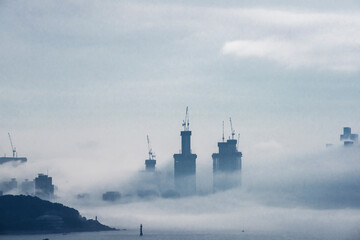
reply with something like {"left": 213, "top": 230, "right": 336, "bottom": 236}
{"left": 147, "top": 135, "right": 155, "bottom": 160}
{"left": 182, "top": 106, "right": 189, "bottom": 131}
{"left": 8, "top": 132, "right": 17, "bottom": 158}
{"left": 229, "top": 117, "right": 235, "bottom": 140}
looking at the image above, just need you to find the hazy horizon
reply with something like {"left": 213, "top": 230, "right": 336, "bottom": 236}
{"left": 1, "top": 0, "right": 360, "bottom": 239}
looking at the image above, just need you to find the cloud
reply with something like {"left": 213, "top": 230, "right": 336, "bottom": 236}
{"left": 221, "top": 10, "right": 360, "bottom": 71}
{"left": 60, "top": 145, "right": 360, "bottom": 240}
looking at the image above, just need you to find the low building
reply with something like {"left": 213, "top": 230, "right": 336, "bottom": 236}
{"left": 0, "top": 178, "right": 18, "bottom": 194}
{"left": 102, "top": 191, "right": 121, "bottom": 202}
{"left": 21, "top": 179, "right": 35, "bottom": 195}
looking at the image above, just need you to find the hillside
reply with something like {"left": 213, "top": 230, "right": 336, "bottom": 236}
{"left": 0, "top": 195, "right": 116, "bottom": 234}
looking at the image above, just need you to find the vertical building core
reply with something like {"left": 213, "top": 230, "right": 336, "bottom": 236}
{"left": 212, "top": 139, "right": 242, "bottom": 192}
{"left": 173, "top": 107, "right": 197, "bottom": 196}
{"left": 212, "top": 119, "right": 242, "bottom": 192}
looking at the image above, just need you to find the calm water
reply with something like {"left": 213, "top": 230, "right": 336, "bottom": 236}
{"left": 0, "top": 230, "right": 336, "bottom": 240}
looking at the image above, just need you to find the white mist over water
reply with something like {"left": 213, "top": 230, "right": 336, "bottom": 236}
{"left": 1, "top": 229, "right": 352, "bottom": 240}
{"left": 1, "top": 127, "right": 360, "bottom": 240}
{"left": 1, "top": 1, "right": 360, "bottom": 238}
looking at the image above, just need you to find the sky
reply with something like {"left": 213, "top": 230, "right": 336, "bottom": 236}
{"left": 1, "top": 0, "right": 360, "bottom": 238}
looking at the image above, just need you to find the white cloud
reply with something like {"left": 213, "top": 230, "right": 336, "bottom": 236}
{"left": 222, "top": 10, "right": 360, "bottom": 71}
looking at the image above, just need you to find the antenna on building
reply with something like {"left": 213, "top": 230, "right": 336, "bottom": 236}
{"left": 182, "top": 106, "right": 189, "bottom": 131}
{"left": 8, "top": 133, "right": 17, "bottom": 158}
{"left": 229, "top": 117, "right": 235, "bottom": 140}
{"left": 222, "top": 121, "right": 225, "bottom": 142}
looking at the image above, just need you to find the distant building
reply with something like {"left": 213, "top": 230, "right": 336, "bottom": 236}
{"left": 340, "top": 127, "right": 358, "bottom": 146}
{"left": 21, "top": 179, "right": 34, "bottom": 195}
{"left": 0, "top": 178, "right": 18, "bottom": 193}
{"left": 0, "top": 133, "right": 27, "bottom": 165}
{"left": 34, "top": 174, "right": 54, "bottom": 200}
{"left": 145, "top": 159, "right": 156, "bottom": 172}
{"left": 344, "top": 141, "right": 354, "bottom": 147}
{"left": 136, "top": 189, "right": 159, "bottom": 199}
{"left": 77, "top": 193, "right": 90, "bottom": 200}
{"left": 161, "top": 189, "right": 180, "bottom": 199}
{"left": 212, "top": 124, "right": 242, "bottom": 192}
{"left": 145, "top": 135, "right": 156, "bottom": 172}
{"left": 139, "top": 135, "right": 162, "bottom": 197}
{"left": 0, "top": 157, "right": 27, "bottom": 165}
{"left": 173, "top": 107, "right": 197, "bottom": 196}
{"left": 102, "top": 191, "right": 121, "bottom": 202}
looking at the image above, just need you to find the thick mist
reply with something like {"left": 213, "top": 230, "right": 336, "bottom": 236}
{"left": 1, "top": 0, "right": 360, "bottom": 239}
{"left": 75, "top": 145, "right": 360, "bottom": 240}
{"left": 1, "top": 131, "right": 360, "bottom": 239}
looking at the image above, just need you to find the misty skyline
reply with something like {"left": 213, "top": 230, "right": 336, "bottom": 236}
{"left": 1, "top": 1, "right": 360, "bottom": 238}
{"left": 1, "top": 0, "right": 360, "bottom": 172}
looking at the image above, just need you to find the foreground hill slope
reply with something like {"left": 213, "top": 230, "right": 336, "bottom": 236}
{"left": 0, "top": 195, "right": 115, "bottom": 234}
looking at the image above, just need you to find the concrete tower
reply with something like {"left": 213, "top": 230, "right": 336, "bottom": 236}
{"left": 145, "top": 135, "right": 156, "bottom": 171}
{"left": 340, "top": 127, "right": 358, "bottom": 146}
{"left": 212, "top": 119, "right": 242, "bottom": 192}
{"left": 173, "top": 107, "right": 197, "bottom": 196}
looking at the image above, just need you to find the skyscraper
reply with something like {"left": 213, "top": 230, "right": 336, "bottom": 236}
{"left": 145, "top": 135, "right": 156, "bottom": 172}
{"left": 340, "top": 127, "right": 358, "bottom": 146}
{"left": 34, "top": 174, "right": 54, "bottom": 200}
{"left": 212, "top": 119, "right": 242, "bottom": 192}
{"left": 173, "top": 107, "right": 197, "bottom": 196}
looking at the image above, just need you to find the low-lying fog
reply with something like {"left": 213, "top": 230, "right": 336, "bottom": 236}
{"left": 1, "top": 128, "right": 360, "bottom": 239}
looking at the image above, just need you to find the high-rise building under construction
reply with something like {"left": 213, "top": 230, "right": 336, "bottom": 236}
{"left": 0, "top": 133, "right": 27, "bottom": 165}
{"left": 212, "top": 119, "right": 242, "bottom": 192}
{"left": 145, "top": 135, "right": 156, "bottom": 172}
{"left": 173, "top": 107, "right": 197, "bottom": 196}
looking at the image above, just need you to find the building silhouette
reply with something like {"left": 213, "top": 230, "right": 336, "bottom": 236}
{"left": 34, "top": 174, "right": 54, "bottom": 200}
{"left": 212, "top": 119, "right": 242, "bottom": 192}
{"left": 0, "top": 178, "right": 18, "bottom": 194}
{"left": 0, "top": 133, "right": 27, "bottom": 165}
{"left": 340, "top": 127, "right": 358, "bottom": 146}
{"left": 173, "top": 107, "right": 197, "bottom": 196}
{"left": 21, "top": 179, "right": 34, "bottom": 195}
{"left": 0, "top": 156, "right": 27, "bottom": 165}
{"left": 102, "top": 191, "right": 121, "bottom": 202}
{"left": 145, "top": 135, "right": 156, "bottom": 172}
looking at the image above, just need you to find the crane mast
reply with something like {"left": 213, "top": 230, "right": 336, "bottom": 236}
{"left": 8, "top": 133, "right": 17, "bottom": 158}
{"left": 147, "top": 135, "right": 154, "bottom": 160}
{"left": 182, "top": 106, "right": 189, "bottom": 131}
{"left": 229, "top": 117, "right": 235, "bottom": 140}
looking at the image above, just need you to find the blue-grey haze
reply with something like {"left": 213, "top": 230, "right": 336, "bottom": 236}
{"left": 1, "top": 0, "right": 360, "bottom": 238}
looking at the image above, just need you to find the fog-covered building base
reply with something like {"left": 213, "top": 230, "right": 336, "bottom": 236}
{"left": 212, "top": 138, "right": 242, "bottom": 192}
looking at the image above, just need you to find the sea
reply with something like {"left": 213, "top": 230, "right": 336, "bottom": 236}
{"left": 0, "top": 229, "right": 347, "bottom": 240}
